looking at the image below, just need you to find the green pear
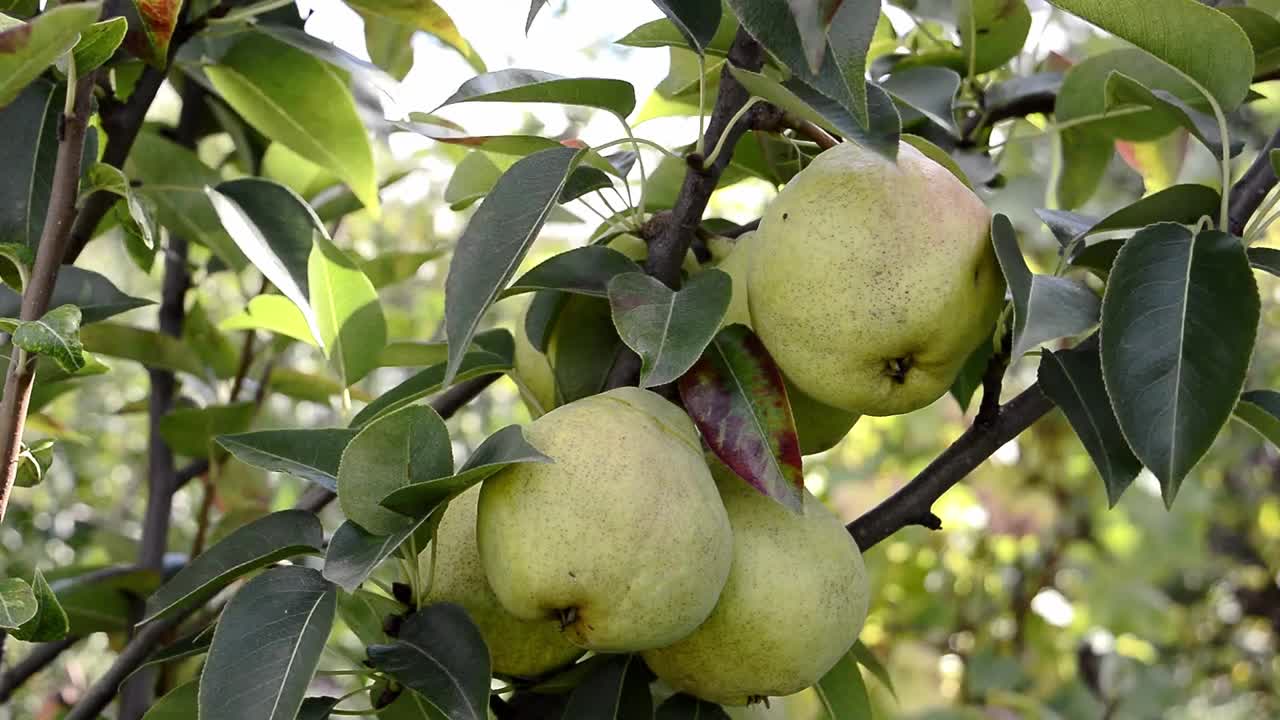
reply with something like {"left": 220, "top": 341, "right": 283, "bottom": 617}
{"left": 421, "top": 485, "right": 583, "bottom": 677}
{"left": 748, "top": 140, "right": 1003, "bottom": 416}
{"left": 477, "top": 387, "right": 733, "bottom": 652}
{"left": 642, "top": 465, "right": 871, "bottom": 706}
{"left": 512, "top": 299, "right": 557, "bottom": 417}
{"left": 717, "top": 232, "right": 859, "bottom": 454}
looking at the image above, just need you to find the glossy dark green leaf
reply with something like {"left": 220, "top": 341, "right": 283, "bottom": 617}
{"left": 298, "top": 696, "right": 342, "bottom": 720}
{"left": 991, "top": 214, "right": 1100, "bottom": 359}
{"left": 984, "top": 72, "right": 1062, "bottom": 120}
{"left": 655, "top": 694, "right": 728, "bottom": 719}
{"left": 142, "top": 510, "right": 324, "bottom": 624}
{"left": 143, "top": 680, "right": 199, "bottom": 720}
{"left": 129, "top": 627, "right": 215, "bottom": 682}
{"left": 950, "top": 334, "right": 993, "bottom": 412}
{"left": 437, "top": 69, "right": 636, "bottom": 117}
{"left": 337, "top": 589, "right": 402, "bottom": 646}
{"left": 218, "top": 428, "right": 359, "bottom": 492}
{"left": 11, "top": 569, "right": 68, "bottom": 642}
{"left": 0, "top": 266, "right": 150, "bottom": 324}
{"left": 1088, "top": 184, "right": 1221, "bottom": 236}
{"left": 206, "top": 33, "right": 379, "bottom": 212}
{"left": 1248, "top": 246, "right": 1280, "bottom": 277}
{"left": 322, "top": 515, "right": 434, "bottom": 593}
{"left": 1104, "top": 73, "right": 1243, "bottom": 158}
{"left": 0, "top": 80, "right": 57, "bottom": 248}
{"left": 208, "top": 178, "right": 324, "bottom": 344}
{"left": 1039, "top": 344, "right": 1142, "bottom": 506}
{"left": 1233, "top": 389, "right": 1280, "bottom": 448}
{"left": 443, "top": 146, "right": 583, "bottom": 385}
{"left": 73, "top": 17, "right": 127, "bottom": 72}
{"left": 1035, "top": 208, "right": 1096, "bottom": 248}
{"left": 380, "top": 424, "right": 550, "bottom": 520}
{"left": 551, "top": 295, "right": 626, "bottom": 404}
{"left": 13, "top": 305, "right": 84, "bottom": 372}
{"left": 351, "top": 349, "right": 511, "bottom": 428}
{"left": 367, "top": 603, "right": 491, "bottom": 720}
{"left": 813, "top": 646, "right": 872, "bottom": 719}
{"left": 0, "top": 577, "right": 36, "bottom": 628}
{"left": 652, "top": 0, "right": 721, "bottom": 55}
{"left": 608, "top": 269, "right": 731, "bottom": 387}
{"left": 881, "top": 66, "right": 961, "bottom": 135}
{"left": 678, "top": 324, "right": 804, "bottom": 513}
{"left": 503, "top": 246, "right": 642, "bottom": 300}
{"left": 338, "top": 404, "right": 452, "bottom": 535}
{"left": 781, "top": 70, "right": 901, "bottom": 159}
{"left": 560, "top": 654, "right": 652, "bottom": 720}
{"left": 1070, "top": 238, "right": 1124, "bottom": 277}
{"left": 1045, "top": 0, "right": 1253, "bottom": 111}
{"left": 200, "top": 566, "right": 336, "bottom": 720}
{"left": 1100, "top": 224, "right": 1259, "bottom": 504}
{"left": 159, "top": 402, "right": 256, "bottom": 457}
{"left": 0, "top": 3, "right": 101, "bottom": 107}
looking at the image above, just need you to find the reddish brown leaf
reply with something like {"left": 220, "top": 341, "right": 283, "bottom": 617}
{"left": 124, "top": 0, "right": 182, "bottom": 67}
{"left": 0, "top": 23, "right": 33, "bottom": 54}
{"left": 678, "top": 324, "right": 804, "bottom": 513}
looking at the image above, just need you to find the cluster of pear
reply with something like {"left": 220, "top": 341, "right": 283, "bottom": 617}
{"left": 425, "top": 386, "right": 870, "bottom": 705}
{"left": 423, "top": 141, "right": 1002, "bottom": 704}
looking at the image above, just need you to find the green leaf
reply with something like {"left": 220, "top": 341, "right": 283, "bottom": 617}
{"left": 813, "top": 646, "right": 873, "bottom": 719}
{"left": 309, "top": 234, "right": 387, "bottom": 386}
{"left": 126, "top": 131, "right": 245, "bottom": 268}
{"left": 677, "top": 324, "right": 804, "bottom": 514}
{"left": 206, "top": 33, "right": 380, "bottom": 214}
{"left": 990, "top": 214, "right": 1100, "bottom": 359}
{"left": 362, "top": 12, "right": 416, "bottom": 80}
{"left": 1039, "top": 344, "right": 1142, "bottom": 506}
{"left": 351, "top": 350, "right": 511, "bottom": 428}
{"left": 0, "top": 81, "right": 58, "bottom": 249}
{"left": 337, "top": 588, "right": 402, "bottom": 646}
{"left": 655, "top": 694, "right": 728, "bottom": 719}
{"left": 1055, "top": 49, "right": 1201, "bottom": 142}
{"left": 200, "top": 566, "right": 336, "bottom": 720}
{"left": 652, "top": 0, "right": 721, "bottom": 55}
{"left": 1104, "top": 73, "right": 1242, "bottom": 158}
{"left": 1054, "top": 128, "right": 1112, "bottom": 210}
{"left": 125, "top": 0, "right": 182, "bottom": 67}
{"left": 443, "top": 146, "right": 584, "bottom": 385}
{"left": 322, "top": 514, "right": 435, "bottom": 592}
{"left": 343, "top": 0, "right": 484, "bottom": 72}
{"left": 560, "top": 654, "right": 652, "bottom": 719}
{"left": 437, "top": 69, "right": 636, "bottom": 117}
{"left": 955, "top": 0, "right": 1032, "bottom": 74}
{"left": 184, "top": 301, "right": 239, "bottom": 379}
{"left": 13, "top": 437, "right": 54, "bottom": 487}
{"left": 143, "top": 680, "right": 199, "bottom": 720}
{"left": 850, "top": 640, "right": 896, "bottom": 698}
{"left": 1248, "top": 246, "right": 1280, "bottom": 277}
{"left": 881, "top": 67, "right": 961, "bottom": 135}
{"left": 360, "top": 249, "right": 445, "bottom": 289}
{"left": 950, "top": 335, "right": 993, "bottom": 412}
{"left": 0, "top": 266, "right": 150, "bottom": 324}
{"left": 367, "top": 603, "right": 491, "bottom": 720}
{"left": 608, "top": 270, "right": 731, "bottom": 387}
{"left": 504, "top": 246, "right": 642, "bottom": 300}
{"left": 902, "top": 133, "right": 971, "bottom": 188}
{"left": 1233, "top": 389, "right": 1280, "bottom": 448}
{"left": 1100, "top": 224, "right": 1259, "bottom": 504}
{"left": 338, "top": 404, "right": 452, "bottom": 535}
{"left": 824, "top": 0, "right": 882, "bottom": 126}
{"left": 143, "top": 510, "right": 324, "bottom": 624}
{"left": 207, "top": 179, "right": 325, "bottom": 345}
{"left": 787, "top": 0, "right": 842, "bottom": 73}
{"left": 380, "top": 424, "right": 550, "bottom": 520}
{"left": 130, "top": 629, "right": 215, "bottom": 683}
{"left": 159, "top": 402, "right": 256, "bottom": 458}
{"left": 1045, "top": 0, "right": 1254, "bottom": 111}
{"left": 550, "top": 295, "right": 626, "bottom": 404}
{"left": 14, "top": 304, "right": 84, "bottom": 372}
{"left": 258, "top": 25, "right": 398, "bottom": 98}
{"left": 444, "top": 150, "right": 503, "bottom": 210}
{"left": 1088, "top": 184, "right": 1221, "bottom": 236}
{"left": 220, "top": 295, "right": 319, "bottom": 346}
{"left": 0, "top": 577, "right": 36, "bottom": 628}
{"left": 12, "top": 569, "right": 69, "bottom": 642}
{"left": 73, "top": 17, "right": 127, "bottom": 72}
{"left": 617, "top": 10, "right": 737, "bottom": 55}
{"left": 79, "top": 322, "right": 206, "bottom": 376}
{"left": 218, "top": 428, "right": 359, "bottom": 492}
{"left": 48, "top": 565, "right": 162, "bottom": 635}
{"left": 0, "top": 3, "right": 102, "bottom": 108}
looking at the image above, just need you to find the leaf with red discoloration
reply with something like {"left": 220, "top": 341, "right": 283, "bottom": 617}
{"left": 678, "top": 324, "right": 804, "bottom": 513}
{"left": 0, "top": 23, "right": 33, "bottom": 54}
{"left": 125, "top": 0, "right": 183, "bottom": 67}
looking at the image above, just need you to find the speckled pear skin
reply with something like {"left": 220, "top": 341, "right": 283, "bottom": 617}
{"left": 642, "top": 465, "right": 870, "bottom": 706}
{"left": 747, "top": 140, "right": 1003, "bottom": 416}
{"left": 718, "top": 232, "right": 859, "bottom": 454}
{"left": 476, "top": 387, "right": 733, "bottom": 653}
{"left": 422, "top": 485, "right": 583, "bottom": 678}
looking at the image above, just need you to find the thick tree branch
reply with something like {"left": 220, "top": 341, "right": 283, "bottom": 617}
{"left": 1228, "top": 128, "right": 1280, "bottom": 237}
{"left": 0, "top": 72, "right": 97, "bottom": 523}
{"left": 846, "top": 381, "right": 1054, "bottom": 550}
{"left": 0, "top": 636, "right": 81, "bottom": 702}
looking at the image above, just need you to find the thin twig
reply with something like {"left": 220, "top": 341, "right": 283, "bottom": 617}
{"left": 0, "top": 636, "right": 81, "bottom": 702}
{"left": 0, "top": 71, "right": 97, "bottom": 523}
{"left": 62, "top": 614, "right": 189, "bottom": 720}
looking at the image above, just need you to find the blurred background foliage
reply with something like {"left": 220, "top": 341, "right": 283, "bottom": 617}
{"left": 3, "top": 1, "right": 1280, "bottom": 718}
